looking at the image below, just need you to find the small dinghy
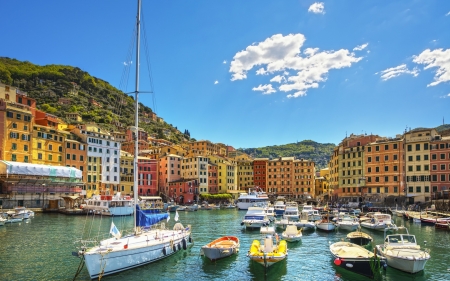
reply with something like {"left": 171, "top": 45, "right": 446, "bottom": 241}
{"left": 200, "top": 236, "right": 240, "bottom": 261}
{"left": 330, "top": 241, "right": 386, "bottom": 278}
{"left": 347, "top": 229, "right": 373, "bottom": 246}
{"left": 281, "top": 225, "right": 302, "bottom": 242}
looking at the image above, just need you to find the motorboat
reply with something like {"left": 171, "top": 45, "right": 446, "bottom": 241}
{"left": 247, "top": 235, "right": 288, "bottom": 267}
{"left": 360, "top": 212, "right": 398, "bottom": 232}
{"left": 13, "top": 206, "right": 34, "bottom": 219}
{"left": 185, "top": 204, "right": 198, "bottom": 211}
{"left": 390, "top": 205, "right": 405, "bottom": 217}
{"left": 177, "top": 206, "right": 187, "bottom": 211}
{"left": 281, "top": 225, "right": 302, "bottom": 242}
{"left": 376, "top": 227, "right": 430, "bottom": 273}
{"left": 0, "top": 216, "right": 7, "bottom": 226}
{"left": 264, "top": 205, "right": 275, "bottom": 221}
{"left": 260, "top": 226, "right": 276, "bottom": 235}
{"left": 273, "top": 196, "right": 286, "bottom": 216}
{"left": 347, "top": 229, "right": 373, "bottom": 246}
{"left": 283, "top": 202, "right": 299, "bottom": 221}
{"left": 301, "top": 204, "right": 321, "bottom": 221}
{"left": 315, "top": 214, "right": 336, "bottom": 232}
{"left": 83, "top": 193, "right": 134, "bottom": 216}
{"left": 336, "top": 215, "right": 360, "bottom": 231}
{"left": 241, "top": 207, "right": 270, "bottom": 229}
{"left": 330, "top": 241, "right": 386, "bottom": 278}
{"left": 222, "top": 203, "right": 236, "bottom": 209}
{"left": 236, "top": 187, "right": 269, "bottom": 210}
{"left": 200, "top": 236, "right": 240, "bottom": 261}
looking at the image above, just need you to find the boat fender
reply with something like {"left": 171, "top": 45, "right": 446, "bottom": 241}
{"left": 334, "top": 258, "right": 342, "bottom": 266}
{"left": 162, "top": 246, "right": 167, "bottom": 255}
{"left": 182, "top": 238, "right": 187, "bottom": 250}
{"left": 188, "top": 236, "right": 193, "bottom": 243}
{"left": 241, "top": 222, "right": 244, "bottom": 226}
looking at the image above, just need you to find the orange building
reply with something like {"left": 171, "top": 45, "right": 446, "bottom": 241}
{"left": 64, "top": 134, "right": 87, "bottom": 194}
{"left": 292, "top": 158, "right": 315, "bottom": 199}
{"left": 365, "top": 136, "right": 405, "bottom": 204}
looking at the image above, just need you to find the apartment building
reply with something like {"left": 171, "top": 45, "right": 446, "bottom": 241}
{"left": 237, "top": 159, "right": 253, "bottom": 190}
{"left": 120, "top": 150, "right": 134, "bottom": 196}
{"left": 208, "top": 162, "right": 218, "bottom": 194}
{"left": 337, "top": 134, "right": 378, "bottom": 202}
{"left": 0, "top": 100, "right": 33, "bottom": 162}
{"left": 404, "top": 128, "right": 438, "bottom": 204}
{"left": 137, "top": 156, "right": 158, "bottom": 196}
{"left": 71, "top": 124, "right": 120, "bottom": 197}
{"left": 64, "top": 134, "right": 87, "bottom": 195}
{"left": 430, "top": 135, "right": 450, "bottom": 199}
{"left": 253, "top": 158, "right": 268, "bottom": 191}
{"left": 158, "top": 154, "right": 182, "bottom": 199}
{"left": 292, "top": 158, "right": 315, "bottom": 199}
{"left": 365, "top": 136, "right": 405, "bottom": 203}
{"left": 267, "top": 157, "right": 294, "bottom": 197}
{"left": 182, "top": 156, "right": 208, "bottom": 194}
{"left": 32, "top": 124, "right": 68, "bottom": 165}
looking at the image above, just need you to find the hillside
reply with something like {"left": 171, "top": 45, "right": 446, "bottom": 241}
{"left": 239, "top": 140, "right": 336, "bottom": 170}
{"left": 0, "top": 57, "right": 189, "bottom": 143}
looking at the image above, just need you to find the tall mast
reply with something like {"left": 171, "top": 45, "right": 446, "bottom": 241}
{"left": 133, "top": 0, "right": 141, "bottom": 232}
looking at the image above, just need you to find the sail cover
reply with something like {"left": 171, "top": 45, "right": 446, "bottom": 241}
{"left": 136, "top": 205, "right": 169, "bottom": 228}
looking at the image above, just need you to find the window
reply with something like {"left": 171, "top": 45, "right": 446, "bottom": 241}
{"left": 416, "top": 186, "right": 421, "bottom": 193}
{"left": 38, "top": 153, "right": 42, "bottom": 160}
{"left": 48, "top": 155, "right": 52, "bottom": 161}
{"left": 393, "top": 144, "right": 398, "bottom": 149}
{"left": 66, "top": 154, "right": 70, "bottom": 159}
{"left": 425, "top": 186, "right": 429, "bottom": 193}
{"left": 441, "top": 154, "right": 446, "bottom": 160}
{"left": 72, "top": 154, "right": 76, "bottom": 160}
{"left": 408, "top": 156, "right": 413, "bottom": 161}
{"left": 408, "top": 166, "right": 413, "bottom": 172}
{"left": 375, "top": 156, "right": 380, "bottom": 162}
{"left": 375, "top": 146, "right": 380, "bottom": 151}
{"left": 385, "top": 155, "right": 389, "bottom": 161}
{"left": 416, "top": 165, "right": 421, "bottom": 171}
{"left": 24, "top": 156, "right": 28, "bottom": 163}
{"left": 407, "top": 145, "right": 412, "bottom": 151}
{"left": 441, "top": 164, "right": 446, "bottom": 170}
{"left": 368, "top": 157, "right": 372, "bottom": 162}
{"left": 416, "top": 155, "right": 421, "bottom": 161}
{"left": 376, "top": 167, "right": 380, "bottom": 172}
{"left": 385, "top": 144, "right": 389, "bottom": 150}
{"left": 11, "top": 143, "right": 17, "bottom": 150}
{"left": 409, "top": 186, "right": 413, "bottom": 192}
{"left": 432, "top": 154, "right": 437, "bottom": 160}
{"left": 24, "top": 145, "right": 28, "bottom": 151}
{"left": 424, "top": 165, "right": 429, "bottom": 171}
{"left": 393, "top": 165, "right": 398, "bottom": 171}
{"left": 385, "top": 187, "right": 388, "bottom": 193}
{"left": 368, "top": 147, "right": 372, "bottom": 152}
{"left": 368, "top": 167, "right": 372, "bottom": 173}
{"left": 416, "top": 144, "right": 420, "bottom": 151}
{"left": 441, "top": 175, "right": 446, "bottom": 181}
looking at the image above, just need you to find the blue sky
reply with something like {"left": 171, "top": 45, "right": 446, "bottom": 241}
{"left": 2, "top": 1, "right": 450, "bottom": 149}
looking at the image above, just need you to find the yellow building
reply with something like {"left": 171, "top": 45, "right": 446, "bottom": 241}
{"left": 0, "top": 83, "right": 18, "bottom": 102}
{"left": 208, "top": 155, "right": 229, "bottom": 193}
{"left": 292, "top": 158, "right": 315, "bottom": 199}
{"left": 188, "top": 140, "right": 223, "bottom": 156}
{"left": 32, "top": 124, "right": 68, "bottom": 165}
{"left": 119, "top": 150, "right": 134, "bottom": 197}
{"left": 404, "top": 128, "right": 437, "bottom": 204}
{"left": 0, "top": 100, "right": 33, "bottom": 162}
{"left": 237, "top": 159, "right": 253, "bottom": 190}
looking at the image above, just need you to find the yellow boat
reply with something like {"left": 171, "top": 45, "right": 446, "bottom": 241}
{"left": 247, "top": 235, "right": 288, "bottom": 267}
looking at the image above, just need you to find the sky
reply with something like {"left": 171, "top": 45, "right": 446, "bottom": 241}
{"left": 1, "top": 1, "right": 450, "bottom": 149}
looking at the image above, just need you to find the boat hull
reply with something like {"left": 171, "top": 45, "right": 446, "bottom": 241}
{"left": 316, "top": 222, "right": 336, "bottom": 231}
{"left": 377, "top": 247, "right": 429, "bottom": 273}
{"left": 82, "top": 230, "right": 191, "bottom": 279}
{"left": 337, "top": 223, "right": 359, "bottom": 231}
{"left": 201, "top": 236, "right": 239, "bottom": 261}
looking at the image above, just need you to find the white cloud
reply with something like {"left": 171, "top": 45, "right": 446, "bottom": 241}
{"left": 412, "top": 48, "right": 450, "bottom": 87}
{"left": 214, "top": 80, "right": 219, "bottom": 85}
{"left": 353, "top": 43, "right": 369, "bottom": 51}
{"left": 308, "top": 2, "right": 325, "bottom": 14}
{"left": 123, "top": 61, "right": 132, "bottom": 66}
{"left": 446, "top": 11, "right": 450, "bottom": 16}
{"left": 223, "top": 60, "right": 227, "bottom": 64}
{"left": 229, "top": 33, "right": 363, "bottom": 98}
{"left": 377, "top": 64, "right": 419, "bottom": 81}
{"left": 252, "top": 84, "right": 276, "bottom": 94}
{"left": 440, "top": 93, "right": 450, "bottom": 98}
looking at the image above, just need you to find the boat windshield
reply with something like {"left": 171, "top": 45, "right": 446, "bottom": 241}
{"left": 401, "top": 235, "right": 416, "bottom": 244}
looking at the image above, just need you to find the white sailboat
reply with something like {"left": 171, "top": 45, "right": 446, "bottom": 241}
{"left": 73, "top": 1, "right": 192, "bottom": 279}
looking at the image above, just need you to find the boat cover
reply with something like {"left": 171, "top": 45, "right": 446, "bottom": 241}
{"left": 0, "top": 160, "right": 82, "bottom": 178}
{"left": 136, "top": 205, "right": 168, "bottom": 228}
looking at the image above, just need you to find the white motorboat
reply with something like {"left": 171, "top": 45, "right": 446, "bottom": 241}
{"left": 185, "top": 204, "right": 198, "bottom": 211}
{"left": 281, "top": 225, "right": 302, "bottom": 242}
{"left": 13, "top": 206, "right": 34, "bottom": 219}
{"left": 273, "top": 196, "right": 286, "bottom": 216}
{"left": 72, "top": 3, "right": 193, "bottom": 278}
{"left": 83, "top": 193, "right": 134, "bottom": 216}
{"left": 260, "top": 226, "right": 276, "bottom": 235}
{"left": 360, "top": 213, "right": 398, "bottom": 232}
{"left": 301, "top": 204, "right": 321, "bottom": 221}
{"left": 0, "top": 216, "right": 7, "bottom": 226}
{"left": 283, "top": 202, "right": 299, "bottom": 221}
{"left": 315, "top": 214, "right": 336, "bottom": 231}
{"left": 264, "top": 205, "right": 275, "bottom": 221}
{"left": 336, "top": 215, "right": 360, "bottom": 231}
{"left": 241, "top": 207, "right": 270, "bottom": 229}
{"left": 236, "top": 187, "right": 269, "bottom": 210}
{"left": 376, "top": 227, "right": 430, "bottom": 273}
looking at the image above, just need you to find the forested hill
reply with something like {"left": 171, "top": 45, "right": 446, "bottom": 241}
{"left": 239, "top": 140, "right": 336, "bottom": 170}
{"left": 0, "top": 57, "right": 189, "bottom": 143}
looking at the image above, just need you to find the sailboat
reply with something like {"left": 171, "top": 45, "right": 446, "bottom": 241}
{"left": 73, "top": 1, "right": 192, "bottom": 279}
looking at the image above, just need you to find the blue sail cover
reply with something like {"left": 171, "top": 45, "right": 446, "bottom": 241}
{"left": 136, "top": 205, "right": 169, "bottom": 228}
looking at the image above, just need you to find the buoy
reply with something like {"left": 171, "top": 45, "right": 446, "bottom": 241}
{"left": 334, "top": 258, "right": 342, "bottom": 266}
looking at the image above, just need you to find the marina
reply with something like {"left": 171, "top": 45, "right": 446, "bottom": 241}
{"left": 1, "top": 209, "right": 450, "bottom": 280}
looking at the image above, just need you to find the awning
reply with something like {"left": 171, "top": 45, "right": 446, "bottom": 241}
{"left": 0, "top": 160, "right": 82, "bottom": 179}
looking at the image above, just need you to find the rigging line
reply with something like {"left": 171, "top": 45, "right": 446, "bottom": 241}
{"left": 117, "top": 25, "right": 136, "bottom": 118}
{"left": 141, "top": 6, "right": 158, "bottom": 115}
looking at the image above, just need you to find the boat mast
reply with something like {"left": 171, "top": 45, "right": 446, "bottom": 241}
{"left": 133, "top": 0, "right": 141, "bottom": 233}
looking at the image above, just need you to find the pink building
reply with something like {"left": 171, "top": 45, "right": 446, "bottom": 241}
{"left": 430, "top": 136, "right": 450, "bottom": 199}
{"left": 208, "top": 163, "right": 218, "bottom": 194}
{"left": 138, "top": 157, "right": 158, "bottom": 196}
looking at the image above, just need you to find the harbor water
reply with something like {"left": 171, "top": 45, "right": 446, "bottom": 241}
{"left": 1, "top": 209, "right": 449, "bottom": 281}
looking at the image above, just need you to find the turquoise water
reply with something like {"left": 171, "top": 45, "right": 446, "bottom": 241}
{"left": 0, "top": 210, "right": 449, "bottom": 281}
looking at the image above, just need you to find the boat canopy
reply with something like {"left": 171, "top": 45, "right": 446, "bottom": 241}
{"left": 136, "top": 205, "right": 168, "bottom": 228}
{"left": 0, "top": 160, "right": 82, "bottom": 179}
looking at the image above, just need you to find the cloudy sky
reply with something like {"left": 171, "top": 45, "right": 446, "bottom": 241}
{"left": 1, "top": 1, "right": 450, "bottom": 148}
